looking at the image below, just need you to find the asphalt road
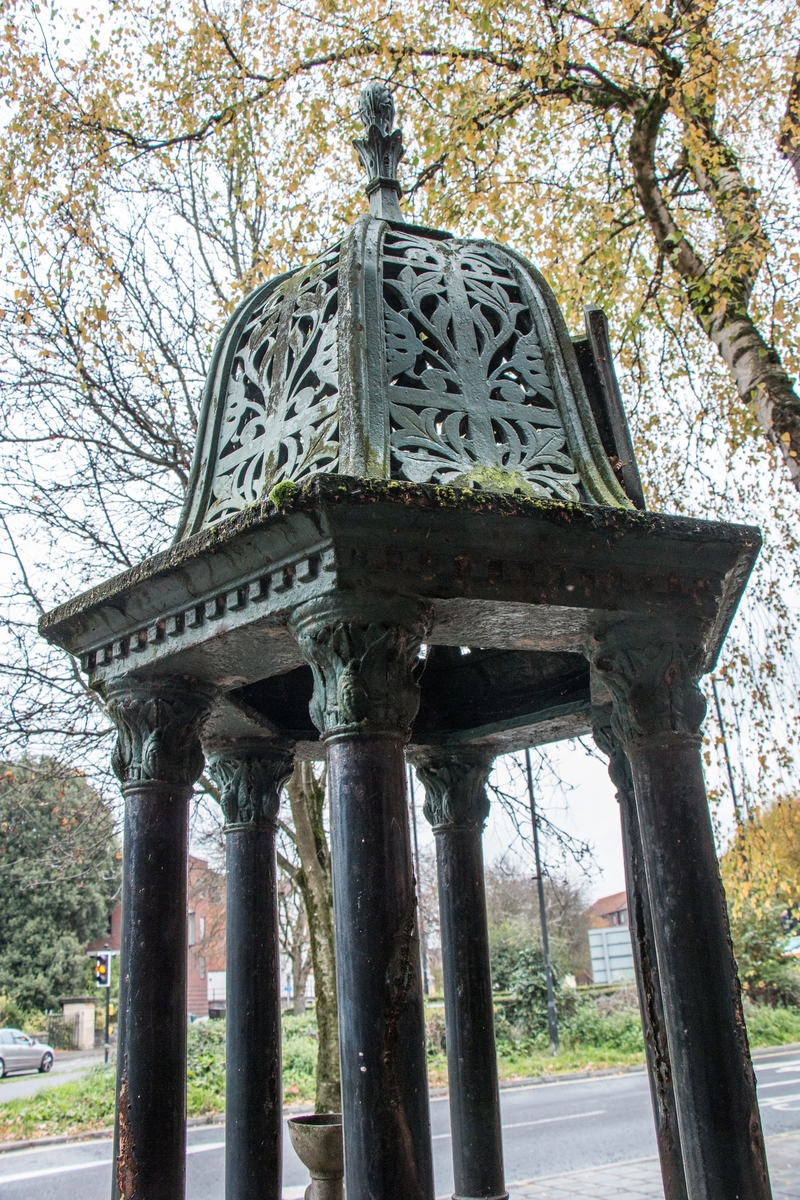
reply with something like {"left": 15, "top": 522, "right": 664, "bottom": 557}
{"left": 0, "top": 1046, "right": 798, "bottom": 1199}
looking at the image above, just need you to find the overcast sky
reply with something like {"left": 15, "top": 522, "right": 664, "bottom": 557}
{"left": 410, "top": 739, "right": 627, "bottom": 905}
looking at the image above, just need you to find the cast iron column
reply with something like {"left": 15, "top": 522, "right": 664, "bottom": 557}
{"left": 589, "top": 632, "right": 772, "bottom": 1200}
{"left": 291, "top": 597, "right": 435, "bottom": 1200}
{"left": 413, "top": 746, "right": 507, "bottom": 1200}
{"left": 592, "top": 706, "right": 687, "bottom": 1200}
{"left": 107, "top": 676, "right": 214, "bottom": 1200}
{"left": 206, "top": 739, "right": 295, "bottom": 1200}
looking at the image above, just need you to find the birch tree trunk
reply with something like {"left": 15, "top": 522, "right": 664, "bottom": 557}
{"left": 285, "top": 762, "right": 340, "bottom": 1113}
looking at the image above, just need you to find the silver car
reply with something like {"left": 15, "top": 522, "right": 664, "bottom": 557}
{"left": 0, "top": 1028, "right": 54, "bottom": 1077}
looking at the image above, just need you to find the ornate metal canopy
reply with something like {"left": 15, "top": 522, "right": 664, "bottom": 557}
{"left": 38, "top": 81, "right": 770, "bottom": 1200}
{"left": 177, "top": 84, "right": 642, "bottom": 539}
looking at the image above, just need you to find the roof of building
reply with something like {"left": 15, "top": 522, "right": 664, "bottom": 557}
{"left": 589, "top": 891, "right": 629, "bottom": 918}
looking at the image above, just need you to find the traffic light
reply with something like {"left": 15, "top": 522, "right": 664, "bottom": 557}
{"left": 94, "top": 952, "right": 111, "bottom": 988}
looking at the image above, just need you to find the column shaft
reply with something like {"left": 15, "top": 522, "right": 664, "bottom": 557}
{"left": 590, "top": 635, "right": 771, "bottom": 1200}
{"left": 328, "top": 732, "right": 434, "bottom": 1200}
{"left": 436, "top": 826, "right": 505, "bottom": 1200}
{"left": 117, "top": 783, "right": 190, "bottom": 1200}
{"left": 628, "top": 741, "right": 770, "bottom": 1200}
{"left": 207, "top": 741, "right": 294, "bottom": 1200}
{"left": 618, "top": 770, "right": 688, "bottom": 1200}
{"left": 107, "top": 677, "right": 212, "bottom": 1200}
{"left": 225, "top": 826, "right": 282, "bottom": 1200}
{"left": 593, "top": 711, "right": 686, "bottom": 1200}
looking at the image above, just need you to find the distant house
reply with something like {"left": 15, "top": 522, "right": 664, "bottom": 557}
{"left": 586, "top": 890, "right": 634, "bottom": 984}
{"left": 87, "top": 855, "right": 227, "bottom": 1019}
{"left": 588, "top": 890, "right": 629, "bottom": 928}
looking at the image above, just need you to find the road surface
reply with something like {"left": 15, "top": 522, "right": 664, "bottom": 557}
{"left": 0, "top": 1045, "right": 798, "bottom": 1198}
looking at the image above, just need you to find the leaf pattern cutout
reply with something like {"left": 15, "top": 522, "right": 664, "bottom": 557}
{"left": 204, "top": 247, "right": 340, "bottom": 526}
{"left": 383, "top": 231, "right": 581, "bottom": 501}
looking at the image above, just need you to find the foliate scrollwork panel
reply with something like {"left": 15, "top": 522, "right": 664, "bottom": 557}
{"left": 203, "top": 247, "right": 341, "bottom": 527}
{"left": 412, "top": 747, "right": 494, "bottom": 831}
{"left": 382, "top": 231, "right": 581, "bottom": 501}
{"left": 588, "top": 633, "right": 707, "bottom": 748}
{"left": 107, "top": 679, "right": 214, "bottom": 790}
{"left": 207, "top": 745, "right": 294, "bottom": 828}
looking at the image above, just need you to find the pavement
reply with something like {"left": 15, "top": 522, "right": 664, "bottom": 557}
{"left": 507, "top": 1130, "right": 800, "bottom": 1199}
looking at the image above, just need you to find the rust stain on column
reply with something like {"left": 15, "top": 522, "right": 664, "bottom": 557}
{"left": 116, "top": 1073, "right": 139, "bottom": 1200}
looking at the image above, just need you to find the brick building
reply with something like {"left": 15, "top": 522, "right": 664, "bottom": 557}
{"left": 88, "top": 855, "right": 226, "bottom": 1019}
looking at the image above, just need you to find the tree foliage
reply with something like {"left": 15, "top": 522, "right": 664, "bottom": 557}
{"left": 0, "top": 0, "right": 798, "bottom": 805}
{"left": 0, "top": 760, "right": 120, "bottom": 1010}
{"left": 720, "top": 795, "right": 800, "bottom": 1004}
{"left": 485, "top": 861, "right": 591, "bottom": 977}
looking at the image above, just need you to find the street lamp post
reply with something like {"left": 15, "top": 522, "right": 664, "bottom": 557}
{"left": 524, "top": 750, "right": 559, "bottom": 1056}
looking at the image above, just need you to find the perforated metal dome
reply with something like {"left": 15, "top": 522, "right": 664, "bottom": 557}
{"left": 176, "top": 86, "right": 639, "bottom": 540}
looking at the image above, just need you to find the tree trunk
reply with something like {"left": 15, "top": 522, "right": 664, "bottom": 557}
{"left": 628, "top": 95, "right": 800, "bottom": 490}
{"left": 291, "top": 907, "right": 311, "bottom": 1016}
{"left": 285, "top": 762, "right": 340, "bottom": 1113}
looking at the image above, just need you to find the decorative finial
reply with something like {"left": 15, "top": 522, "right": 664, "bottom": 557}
{"left": 353, "top": 82, "right": 404, "bottom": 222}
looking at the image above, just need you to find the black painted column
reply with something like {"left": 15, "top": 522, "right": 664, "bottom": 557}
{"left": 413, "top": 747, "right": 507, "bottom": 1200}
{"left": 592, "top": 707, "right": 687, "bottom": 1200}
{"left": 291, "top": 597, "right": 435, "bottom": 1200}
{"left": 107, "top": 676, "right": 214, "bottom": 1200}
{"left": 206, "top": 739, "right": 294, "bottom": 1200}
{"left": 590, "top": 632, "right": 772, "bottom": 1200}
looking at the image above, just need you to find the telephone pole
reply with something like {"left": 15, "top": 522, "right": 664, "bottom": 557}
{"left": 524, "top": 749, "right": 559, "bottom": 1055}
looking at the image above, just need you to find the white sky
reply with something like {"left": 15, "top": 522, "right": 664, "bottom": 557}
{"left": 410, "top": 734, "right": 744, "bottom": 907}
{"left": 410, "top": 739, "right": 627, "bottom": 905}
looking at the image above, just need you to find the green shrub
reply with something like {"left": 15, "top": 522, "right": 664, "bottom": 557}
{"left": 744, "top": 1002, "right": 800, "bottom": 1047}
{"left": 186, "top": 1020, "right": 226, "bottom": 1112}
{"left": 490, "top": 936, "right": 574, "bottom": 1041}
{"left": 0, "top": 994, "right": 28, "bottom": 1029}
{"left": 563, "top": 996, "right": 644, "bottom": 1054}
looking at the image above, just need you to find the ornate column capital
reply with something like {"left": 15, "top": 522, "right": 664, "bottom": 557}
{"left": 590, "top": 704, "right": 634, "bottom": 801}
{"left": 587, "top": 627, "right": 707, "bottom": 750}
{"left": 290, "top": 596, "right": 432, "bottom": 740}
{"left": 205, "top": 739, "right": 294, "bottom": 830}
{"left": 411, "top": 745, "right": 494, "bottom": 832}
{"left": 106, "top": 675, "right": 215, "bottom": 793}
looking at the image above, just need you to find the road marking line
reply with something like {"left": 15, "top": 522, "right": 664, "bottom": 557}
{"left": 758, "top": 1078, "right": 800, "bottom": 1089}
{"left": 431, "top": 1109, "right": 605, "bottom": 1140}
{"left": 502, "top": 1110, "right": 605, "bottom": 1130}
{"left": 495, "top": 1073, "right": 641, "bottom": 1097}
{"left": 0, "top": 1141, "right": 226, "bottom": 1185}
{"left": 757, "top": 1092, "right": 800, "bottom": 1110}
{"left": 0, "top": 1161, "right": 109, "bottom": 1185}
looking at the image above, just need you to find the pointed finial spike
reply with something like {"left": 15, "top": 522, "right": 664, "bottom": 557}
{"left": 358, "top": 82, "right": 395, "bottom": 139}
{"left": 353, "top": 81, "right": 404, "bottom": 221}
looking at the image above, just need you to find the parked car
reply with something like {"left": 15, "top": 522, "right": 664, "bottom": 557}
{"left": 0, "top": 1028, "right": 54, "bottom": 1077}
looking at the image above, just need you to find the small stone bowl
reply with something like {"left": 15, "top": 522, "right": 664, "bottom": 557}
{"left": 287, "top": 1113, "right": 344, "bottom": 1200}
